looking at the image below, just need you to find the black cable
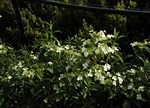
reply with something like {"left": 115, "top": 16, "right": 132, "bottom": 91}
{"left": 29, "top": 0, "right": 150, "bottom": 16}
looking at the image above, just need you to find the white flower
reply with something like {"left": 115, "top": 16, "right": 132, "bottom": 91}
{"left": 130, "top": 42, "right": 138, "bottom": 47}
{"left": 82, "top": 47, "right": 89, "bottom": 57}
{"left": 104, "top": 63, "right": 111, "bottom": 71}
{"left": 82, "top": 61, "right": 89, "bottom": 69}
{"left": 84, "top": 51, "right": 89, "bottom": 57}
{"left": 64, "top": 45, "right": 70, "bottom": 50}
{"left": 100, "top": 45, "right": 115, "bottom": 54}
{"left": 82, "top": 41, "right": 87, "bottom": 47}
{"left": 138, "top": 86, "right": 144, "bottom": 92}
{"left": 99, "top": 30, "right": 105, "bottom": 37}
{"left": 44, "top": 98, "right": 48, "bottom": 103}
{"left": 106, "top": 72, "right": 112, "bottom": 77}
{"left": 107, "top": 34, "right": 114, "bottom": 38}
{"left": 94, "top": 70, "right": 105, "bottom": 83}
{"left": 127, "top": 69, "right": 136, "bottom": 75}
{"left": 112, "top": 81, "right": 117, "bottom": 86}
{"left": 56, "top": 47, "right": 64, "bottom": 53}
{"left": 95, "top": 73, "right": 105, "bottom": 83}
{"left": 59, "top": 83, "right": 65, "bottom": 87}
{"left": 12, "top": 65, "right": 18, "bottom": 70}
{"left": 0, "top": 15, "right": 2, "bottom": 18}
{"left": 118, "top": 77, "right": 123, "bottom": 84}
{"left": 99, "top": 75, "right": 105, "bottom": 82}
{"left": 18, "top": 62, "right": 23, "bottom": 68}
{"left": 136, "top": 94, "right": 142, "bottom": 100}
{"left": 108, "top": 47, "right": 114, "bottom": 53}
{"left": 87, "top": 69, "right": 93, "bottom": 77}
{"left": 130, "top": 69, "right": 136, "bottom": 74}
{"left": 23, "top": 67, "right": 28, "bottom": 72}
{"left": 8, "top": 76, "right": 12, "bottom": 79}
{"left": 30, "top": 54, "right": 38, "bottom": 60}
{"left": 95, "top": 49, "right": 99, "bottom": 54}
{"left": 87, "top": 72, "right": 93, "bottom": 77}
{"left": 33, "top": 56, "right": 37, "bottom": 60}
{"left": 98, "top": 43, "right": 102, "bottom": 48}
{"left": 116, "top": 73, "right": 121, "bottom": 77}
{"left": 112, "top": 76, "right": 117, "bottom": 81}
{"left": 0, "top": 45, "right": 3, "bottom": 49}
{"left": 101, "top": 45, "right": 108, "bottom": 55}
{"left": 65, "top": 65, "right": 70, "bottom": 71}
{"left": 127, "top": 84, "right": 133, "bottom": 89}
{"left": 98, "top": 30, "right": 107, "bottom": 41}
{"left": 77, "top": 76, "right": 83, "bottom": 81}
{"left": 22, "top": 68, "right": 34, "bottom": 78}
{"left": 95, "top": 38, "right": 100, "bottom": 43}
{"left": 70, "top": 56, "right": 77, "bottom": 62}
{"left": 112, "top": 46, "right": 119, "bottom": 51}
{"left": 140, "top": 67, "right": 144, "bottom": 72}
{"left": 48, "top": 61, "right": 53, "bottom": 65}
{"left": 59, "top": 74, "right": 64, "bottom": 80}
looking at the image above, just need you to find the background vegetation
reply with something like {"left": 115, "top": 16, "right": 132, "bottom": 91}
{"left": 0, "top": 0, "right": 150, "bottom": 107}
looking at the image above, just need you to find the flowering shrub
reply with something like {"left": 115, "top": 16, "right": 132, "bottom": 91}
{"left": 0, "top": 22, "right": 150, "bottom": 107}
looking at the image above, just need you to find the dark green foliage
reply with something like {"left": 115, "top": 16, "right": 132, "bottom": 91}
{"left": 1, "top": 0, "right": 150, "bottom": 48}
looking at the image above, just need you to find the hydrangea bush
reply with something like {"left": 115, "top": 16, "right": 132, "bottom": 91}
{"left": 0, "top": 21, "right": 150, "bottom": 107}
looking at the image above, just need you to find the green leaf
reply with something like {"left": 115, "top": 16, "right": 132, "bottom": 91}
{"left": 143, "top": 46, "right": 150, "bottom": 53}
{"left": 117, "top": 35, "right": 126, "bottom": 40}
{"left": 36, "top": 70, "right": 43, "bottom": 81}
{"left": 115, "top": 52, "right": 124, "bottom": 63}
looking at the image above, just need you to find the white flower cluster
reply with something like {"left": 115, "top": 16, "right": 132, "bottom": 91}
{"left": 56, "top": 47, "right": 64, "bottom": 53}
{"left": 81, "top": 30, "right": 119, "bottom": 57}
{"left": 22, "top": 68, "right": 35, "bottom": 78}
{"left": 136, "top": 94, "right": 143, "bottom": 100}
{"left": 48, "top": 61, "right": 53, "bottom": 65}
{"left": 130, "top": 42, "right": 138, "bottom": 47}
{"left": 87, "top": 69, "right": 93, "bottom": 77}
{"left": 136, "top": 87, "right": 144, "bottom": 101}
{"left": 0, "top": 44, "right": 3, "bottom": 53}
{"left": 104, "top": 63, "right": 111, "bottom": 71}
{"left": 138, "top": 86, "right": 144, "bottom": 92}
{"left": 7, "top": 75, "right": 12, "bottom": 80}
{"left": 90, "top": 30, "right": 114, "bottom": 42}
{"left": 77, "top": 75, "right": 83, "bottom": 81}
{"left": 12, "top": 61, "right": 35, "bottom": 78}
{"left": 12, "top": 62, "right": 23, "bottom": 70}
{"left": 30, "top": 54, "right": 38, "bottom": 60}
{"left": 127, "top": 84, "right": 134, "bottom": 90}
{"left": 64, "top": 45, "right": 70, "bottom": 50}
{"left": 127, "top": 69, "right": 136, "bottom": 75}
{"left": 98, "top": 43, "right": 118, "bottom": 55}
{"left": 131, "top": 40, "right": 150, "bottom": 47}
{"left": 82, "top": 60, "right": 90, "bottom": 69}
{"left": 75, "top": 62, "right": 124, "bottom": 86}
{"left": 112, "top": 75, "right": 123, "bottom": 86}
{"left": 94, "top": 69, "right": 105, "bottom": 84}
{"left": 0, "top": 44, "right": 3, "bottom": 49}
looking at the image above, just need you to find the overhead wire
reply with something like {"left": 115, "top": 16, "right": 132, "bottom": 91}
{"left": 29, "top": 0, "right": 150, "bottom": 16}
